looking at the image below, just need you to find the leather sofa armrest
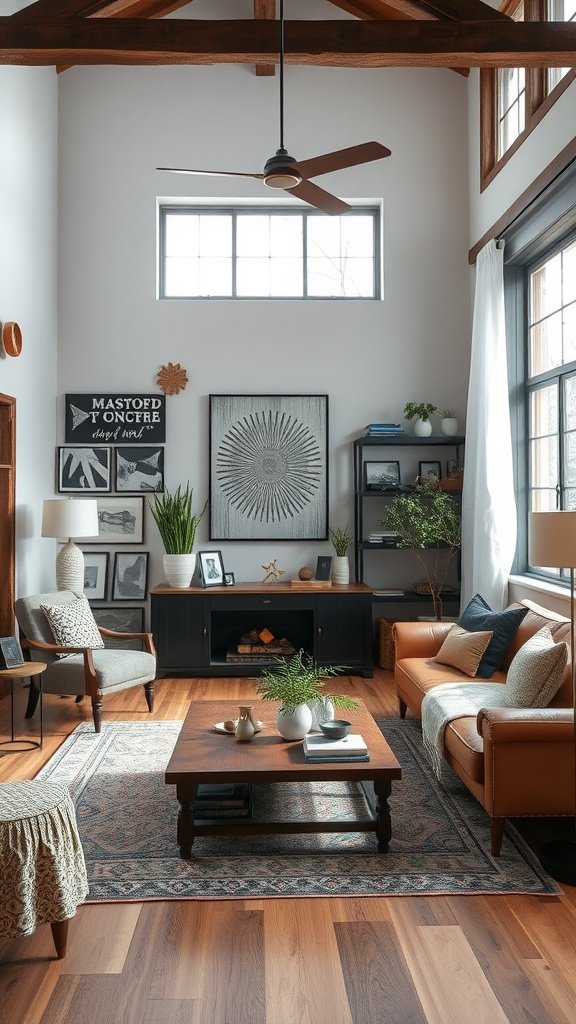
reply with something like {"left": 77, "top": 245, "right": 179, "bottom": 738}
{"left": 393, "top": 620, "right": 454, "bottom": 661}
{"left": 477, "top": 706, "right": 574, "bottom": 742}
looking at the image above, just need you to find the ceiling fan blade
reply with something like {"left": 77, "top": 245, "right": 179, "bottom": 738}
{"left": 289, "top": 180, "right": 351, "bottom": 216}
{"left": 157, "top": 167, "right": 264, "bottom": 180}
{"left": 293, "top": 142, "right": 391, "bottom": 181}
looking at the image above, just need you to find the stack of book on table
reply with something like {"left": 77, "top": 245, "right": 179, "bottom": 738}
{"left": 193, "top": 783, "right": 253, "bottom": 818}
{"left": 365, "top": 423, "right": 405, "bottom": 437}
{"left": 303, "top": 734, "right": 369, "bottom": 763}
{"left": 368, "top": 530, "right": 400, "bottom": 546}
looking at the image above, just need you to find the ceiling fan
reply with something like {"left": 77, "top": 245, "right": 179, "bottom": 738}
{"left": 157, "top": 0, "right": 391, "bottom": 216}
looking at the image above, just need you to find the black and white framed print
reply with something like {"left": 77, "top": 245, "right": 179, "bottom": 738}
{"left": 115, "top": 446, "right": 164, "bottom": 493}
{"left": 82, "top": 551, "right": 109, "bottom": 600}
{"left": 65, "top": 394, "right": 166, "bottom": 445}
{"left": 198, "top": 550, "right": 225, "bottom": 587}
{"left": 83, "top": 497, "right": 144, "bottom": 544}
{"left": 364, "top": 461, "right": 401, "bottom": 490}
{"left": 112, "top": 552, "right": 149, "bottom": 601}
{"left": 0, "top": 635, "right": 25, "bottom": 669}
{"left": 419, "top": 460, "right": 442, "bottom": 483}
{"left": 210, "top": 394, "right": 328, "bottom": 540}
{"left": 92, "top": 607, "right": 145, "bottom": 650}
{"left": 58, "top": 446, "right": 112, "bottom": 492}
{"left": 224, "top": 572, "right": 235, "bottom": 586}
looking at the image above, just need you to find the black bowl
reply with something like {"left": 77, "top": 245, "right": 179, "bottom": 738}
{"left": 319, "top": 719, "right": 352, "bottom": 740}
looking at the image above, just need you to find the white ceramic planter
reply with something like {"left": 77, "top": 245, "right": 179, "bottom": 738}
{"left": 276, "top": 703, "right": 313, "bottom": 741}
{"left": 413, "top": 417, "right": 432, "bottom": 437}
{"left": 332, "top": 555, "right": 350, "bottom": 585}
{"left": 163, "top": 553, "right": 196, "bottom": 588}
{"left": 441, "top": 417, "right": 459, "bottom": 436}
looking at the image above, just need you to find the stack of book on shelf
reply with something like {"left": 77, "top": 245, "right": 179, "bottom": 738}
{"left": 365, "top": 423, "right": 405, "bottom": 437}
{"left": 368, "top": 530, "right": 400, "bottom": 546}
{"left": 193, "top": 783, "right": 253, "bottom": 819}
{"left": 303, "top": 734, "right": 369, "bottom": 763}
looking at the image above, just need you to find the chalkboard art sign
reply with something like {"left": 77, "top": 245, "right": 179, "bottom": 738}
{"left": 65, "top": 394, "right": 166, "bottom": 444}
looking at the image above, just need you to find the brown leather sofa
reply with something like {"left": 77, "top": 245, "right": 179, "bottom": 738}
{"left": 393, "top": 599, "right": 574, "bottom": 855}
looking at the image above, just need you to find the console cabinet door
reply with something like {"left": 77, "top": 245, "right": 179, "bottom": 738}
{"left": 315, "top": 594, "right": 371, "bottom": 669}
{"left": 151, "top": 594, "right": 208, "bottom": 670}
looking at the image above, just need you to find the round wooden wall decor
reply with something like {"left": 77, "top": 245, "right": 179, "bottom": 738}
{"left": 157, "top": 362, "right": 188, "bottom": 395}
{"left": 2, "top": 322, "right": 22, "bottom": 357}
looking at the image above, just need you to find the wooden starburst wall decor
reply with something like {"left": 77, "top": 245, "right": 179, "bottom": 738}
{"left": 157, "top": 363, "right": 188, "bottom": 396}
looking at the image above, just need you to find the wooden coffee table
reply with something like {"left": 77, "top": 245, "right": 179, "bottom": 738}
{"left": 165, "top": 699, "right": 402, "bottom": 858}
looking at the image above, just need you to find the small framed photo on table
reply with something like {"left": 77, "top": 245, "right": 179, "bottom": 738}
{"left": 0, "top": 636, "right": 25, "bottom": 670}
{"left": 315, "top": 555, "right": 332, "bottom": 581}
{"left": 198, "top": 550, "right": 225, "bottom": 587}
{"left": 224, "top": 572, "right": 235, "bottom": 586}
{"left": 365, "top": 461, "right": 401, "bottom": 490}
{"left": 418, "top": 461, "right": 441, "bottom": 484}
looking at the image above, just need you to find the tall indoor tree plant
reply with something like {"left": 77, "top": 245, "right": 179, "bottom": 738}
{"left": 380, "top": 485, "right": 461, "bottom": 619}
{"left": 150, "top": 484, "right": 208, "bottom": 588}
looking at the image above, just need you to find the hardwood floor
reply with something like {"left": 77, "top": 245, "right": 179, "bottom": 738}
{"left": 2, "top": 668, "right": 576, "bottom": 1024}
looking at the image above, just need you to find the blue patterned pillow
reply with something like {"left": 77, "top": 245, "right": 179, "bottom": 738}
{"left": 459, "top": 594, "right": 528, "bottom": 678}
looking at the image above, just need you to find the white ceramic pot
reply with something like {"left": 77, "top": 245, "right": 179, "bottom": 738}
{"left": 441, "top": 417, "right": 459, "bottom": 436}
{"left": 332, "top": 555, "right": 350, "bottom": 585}
{"left": 413, "top": 417, "right": 433, "bottom": 437}
{"left": 307, "top": 698, "right": 335, "bottom": 732}
{"left": 163, "top": 553, "right": 196, "bottom": 588}
{"left": 276, "top": 703, "right": 313, "bottom": 741}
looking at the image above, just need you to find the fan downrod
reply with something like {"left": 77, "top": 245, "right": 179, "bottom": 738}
{"left": 263, "top": 148, "right": 302, "bottom": 190}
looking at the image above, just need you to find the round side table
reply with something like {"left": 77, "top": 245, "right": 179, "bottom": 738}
{"left": 0, "top": 662, "right": 46, "bottom": 753}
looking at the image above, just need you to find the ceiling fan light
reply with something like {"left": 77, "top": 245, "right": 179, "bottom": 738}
{"left": 264, "top": 171, "right": 302, "bottom": 190}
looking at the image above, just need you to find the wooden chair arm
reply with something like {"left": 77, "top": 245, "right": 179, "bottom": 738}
{"left": 97, "top": 628, "right": 156, "bottom": 656}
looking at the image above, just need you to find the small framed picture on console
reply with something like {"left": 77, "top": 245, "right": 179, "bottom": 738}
{"left": 199, "top": 550, "right": 226, "bottom": 587}
{"left": 224, "top": 572, "right": 235, "bottom": 586}
{"left": 315, "top": 555, "right": 332, "bottom": 581}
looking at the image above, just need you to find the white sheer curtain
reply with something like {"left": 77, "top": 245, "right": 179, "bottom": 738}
{"left": 460, "top": 239, "right": 517, "bottom": 611}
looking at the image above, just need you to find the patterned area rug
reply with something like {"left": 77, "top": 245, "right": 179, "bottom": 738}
{"left": 35, "top": 719, "right": 560, "bottom": 900}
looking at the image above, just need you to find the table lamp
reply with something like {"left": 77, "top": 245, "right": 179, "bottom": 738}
{"left": 529, "top": 510, "right": 576, "bottom": 885}
{"left": 41, "top": 498, "right": 99, "bottom": 593}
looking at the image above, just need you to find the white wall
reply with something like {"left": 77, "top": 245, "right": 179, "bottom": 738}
{"left": 0, "top": 64, "right": 59, "bottom": 597}
{"left": 57, "top": 59, "right": 471, "bottom": 593}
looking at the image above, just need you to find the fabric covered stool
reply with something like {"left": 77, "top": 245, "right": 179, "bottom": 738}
{"left": 0, "top": 779, "right": 89, "bottom": 957}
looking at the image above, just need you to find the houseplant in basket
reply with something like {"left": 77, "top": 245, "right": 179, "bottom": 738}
{"left": 255, "top": 649, "right": 357, "bottom": 740}
{"left": 329, "top": 525, "right": 353, "bottom": 585}
{"left": 380, "top": 485, "right": 461, "bottom": 620}
{"left": 149, "top": 484, "right": 208, "bottom": 588}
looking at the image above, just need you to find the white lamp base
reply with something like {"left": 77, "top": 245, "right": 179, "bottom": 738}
{"left": 55, "top": 539, "right": 85, "bottom": 593}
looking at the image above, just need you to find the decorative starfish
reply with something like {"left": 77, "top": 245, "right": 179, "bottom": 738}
{"left": 261, "top": 559, "right": 285, "bottom": 584}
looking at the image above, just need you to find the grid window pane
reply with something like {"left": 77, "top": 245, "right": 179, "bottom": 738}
{"left": 530, "top": 385, "right": 558, "bottom": 438}
{"left": 565, "top": 375, "right": 576, "bottom": 431}
{"left": 529, "top": 313, "right": 563, "bottom": 374}
{"left": 165, "top": 214, "right": 200, "bottom": 257}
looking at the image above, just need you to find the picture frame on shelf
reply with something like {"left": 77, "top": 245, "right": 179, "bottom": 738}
{"left": 0, "top": 635, "right": 25, "bottom": 670}
{"left": 209, "top": 393, "right": 328, "bottom": 541}
{"left": 364, "top": 460, "right": 401, "bottom": 490}
{"left": 115, "top": 446, "right": 164, "bottom": 493}
{"left": 315, "top": 555, "right": 332, "bottom": 581}
{"left": 224, "top": 572, "right": 235, "bottom": 587}
{"left": 92, "top": 607, "right": 145, "bottom": 650}
{"left": 82, "top": 551, "right": 109, "bottom": 601}
{"left": 418, "top": 460, "right": 442, "bottom": 484}
{"left": 112, "top": 552, "right": 149, "bottom": 601}
{"left": 57, "top": 446, "right": 112, "bottom": 492}
{"left": 83, "top": 497, "right": 144, "bottom": 544}
{"left": 198, "top": 550, "right": 225, "bottom": 587}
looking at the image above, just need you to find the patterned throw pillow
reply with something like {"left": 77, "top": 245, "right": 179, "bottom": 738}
{"left": 505, "top": 627, "right": 568, "bottom": 707}
{"left": 459, "top": 594, "right": 529, "bottom": 678}
{"left": 432, "top": 624, "right": 494, "bottom": 677}
{"left": 41, "top": 595, "right": 105, "bottom": 654}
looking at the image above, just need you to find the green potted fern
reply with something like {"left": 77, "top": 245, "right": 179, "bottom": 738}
{"left": 329, "top": 525, "right": 353, "bottom": 585}
{"left": 149, "top": 484, "right": 208, "bottom": 588}
{"left": 256, "top": 649, "right": 357, "bottom": 740}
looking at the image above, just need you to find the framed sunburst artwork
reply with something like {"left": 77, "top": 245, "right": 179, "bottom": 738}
{"left": 209, "top": 394, "right": 328, "bottom": 541}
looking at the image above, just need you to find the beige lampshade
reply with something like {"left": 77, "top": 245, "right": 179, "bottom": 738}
{"left": 41, "top": 498, "right": 99, "bottom": 540}
{"left": 529, "top": 511, "right": 576, "bottom": 571}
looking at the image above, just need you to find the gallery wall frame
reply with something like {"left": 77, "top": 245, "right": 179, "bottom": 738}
{"left": 92, "top": 607, "right": 145, "bottom": 650}
{"left": 82, "top": 551, "right": 109, "bottom": 601}
{"left": 65, "top": 394, "right": 166, "bottom": 445}
{"left": 58, "top": 446, "right": 112, "bottom": 493}
{"left": 83, "top": 497, "right": 144, "bottom": 544}
{"left": 115, "top": 446, "right": 164, "bottom": 493}
{"left": 112, "top": 552, "right": 149, "bottom": 601}
{"left": 209, "top": 393, "right": 329, "bottom": 541}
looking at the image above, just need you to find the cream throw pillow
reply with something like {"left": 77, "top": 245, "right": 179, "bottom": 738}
{"left": 505, "top": 626, "right": 568, "bottom": 707}
{"left": 41, "top": 595, "right": 105, "bottom": 654}
{"left": 432, "top": 624, "right": 494, "bottom": 677}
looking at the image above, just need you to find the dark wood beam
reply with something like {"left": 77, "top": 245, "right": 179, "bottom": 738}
{"left": 326, "top": 0, "right": 422, "bottom": 19}
{"left": 254, "top": 0, "right": 275, "bottom": 77}
{"left": 2, "top": 19, "right": 576, "bottom": 69}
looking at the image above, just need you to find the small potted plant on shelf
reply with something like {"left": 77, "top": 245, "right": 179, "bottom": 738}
{"left": 380, "top": 485, "right": 461, "bottom": 620}
{"left": 403, "top": 401, "right": 438, "bottom": 437}
{"left": 329, "top": 525, "right": 353, "bottom": 585}
{"left": 255, "top": 649, "right": 357, "bottom": 740}
{"left": 439, "top": 407, "right": 459, "bottom": 436}
{"left": 149, "top": 483, "right": 208, "bottom": 589}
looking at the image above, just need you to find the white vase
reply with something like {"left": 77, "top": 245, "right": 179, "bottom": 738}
{"left": 163, "top": 553, "right": 196, "bottom": 588}
{"left": 307, "top": 698, "right": 335, "bottom": 732}
{"left": 441, "top": 417, "right": 459, "bottom": 436}
{"left": 276, "top": 703, "right": 313, "bottom": 741}
{"left": 332, "top": 555, "right": 350, "bottom": 585}
{"left": 413, "top": 417, "right": 432, "bottom": 437}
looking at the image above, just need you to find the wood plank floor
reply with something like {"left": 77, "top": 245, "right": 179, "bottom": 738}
{"left": 1, "top": 668, "right": 576, "bottom": 1024}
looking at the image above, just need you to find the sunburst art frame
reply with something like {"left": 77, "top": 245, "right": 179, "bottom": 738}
{"left": 209, "top": 394, "right": 328, "bottom": 541}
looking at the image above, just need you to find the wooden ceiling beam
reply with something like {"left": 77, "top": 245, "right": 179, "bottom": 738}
{"left": 254, "top": 0, "right": 275, "bottom": 77}
{"left": 327, "top": 0, "right": 510, "bottom": 19}
{"left": 2, "top": 19, "right": 576, "bottom": 69}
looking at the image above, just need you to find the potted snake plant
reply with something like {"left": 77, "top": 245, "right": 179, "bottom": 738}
{"left": 149, "top": 484, "right": 208, "bottom": 588}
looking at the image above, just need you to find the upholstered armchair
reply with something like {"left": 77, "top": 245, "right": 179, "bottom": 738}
{"left": 14, "top": 591, "right": 156, "bottom": 733}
